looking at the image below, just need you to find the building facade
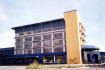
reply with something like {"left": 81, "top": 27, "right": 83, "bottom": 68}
{"left": 11, "top": 10, "right": 86, "bottom": 64}
{"left": 12, "top": 10, "right": 86, "bottom": 64}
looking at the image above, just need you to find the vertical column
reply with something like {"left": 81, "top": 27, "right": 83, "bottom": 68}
{"left": 14, "top": 35, "right": 17, "bottom": 55}
{"left": 84, "top": 52, "right": 88, "bottom": 63}
{"left": 32, "top": 33, "right": 34, "bottom": 54}
{"left": 23, "top": 36, "right": 25, "bottom": 55}
{"left": 62, "top": 32, "right": 65, "bottom": 52}
{"left": 41, "top": 35, "right": 43, "bottom": 53}
{"left": 14, "top": 37, "right": 16, "bottom": 55}
{"left": 51, "top": 33, "right": 54, "bottom": 53}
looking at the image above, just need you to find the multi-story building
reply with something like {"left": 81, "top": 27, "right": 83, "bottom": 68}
{"left": 11, "top": 10, "right": 86, "bottom": 64}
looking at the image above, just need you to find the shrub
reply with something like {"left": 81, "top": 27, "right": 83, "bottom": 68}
{"left": 57, "top": 59, "right": 62, "bottom": 64}
{"left": 26, "top": 60, "right": 43, "bottom": 69}
{"left": 43, "top": 59, "right": 47, "bottom": 64}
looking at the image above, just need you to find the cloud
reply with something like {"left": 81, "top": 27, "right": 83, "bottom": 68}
{"left": 0, "top": 31, "right": 15, "bottom": 48}
{"left": 0, "top": 4, "right": 8, "bottom": 21}
{"left": 0, "top": 13, "right": 8, "bottom": 20}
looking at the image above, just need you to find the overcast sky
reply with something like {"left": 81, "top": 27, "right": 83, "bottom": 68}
{"left": 0, "top": 0, "right": 105, "bottom": 51}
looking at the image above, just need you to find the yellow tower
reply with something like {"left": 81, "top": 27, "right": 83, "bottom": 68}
{"left": 64, "top": 10, "right": 83, "bottom": 64}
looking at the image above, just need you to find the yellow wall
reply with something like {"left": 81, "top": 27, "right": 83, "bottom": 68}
{"left": 64, "top": 10, "right": 82, "bottom": 64}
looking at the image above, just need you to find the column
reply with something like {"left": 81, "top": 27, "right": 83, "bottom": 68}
{"left": 51, "top": 33, "right": 54, "bottom": 53}
{"left": 84, "top": 52, "right": 88, "bottom": 63}
{"left": 41, "top": 35, "right": 43, "bottom": 53}
{"left": 62, "top": 32, "right": 65, "bottom": 52}
{"left": 32, "top": 34, "right": 34, "bottom": 54}
{"left": 23, "top": 36, "right": 25, "bottom": 54}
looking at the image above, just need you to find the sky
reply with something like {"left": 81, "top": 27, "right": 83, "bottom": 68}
{"left": 0, "top": 0, "right": 105, "bottom": 51}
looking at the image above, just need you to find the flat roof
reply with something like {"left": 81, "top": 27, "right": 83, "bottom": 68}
{"left": 82, "top": 45, "right": 100, "bottom": 50}
{"left": 64, "top": 10, "right": 77, "bottom": 13}
{"left": 12, "top": 18, "right": 64, "bottom": 30}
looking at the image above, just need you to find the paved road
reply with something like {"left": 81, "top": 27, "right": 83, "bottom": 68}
{"left": 0, "top": 66, "right": 105, "bottom": 70}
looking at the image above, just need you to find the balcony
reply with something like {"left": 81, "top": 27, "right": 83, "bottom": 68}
{"left": 81, "top": 40, "right": 86, "bottom": 46}
{"left": 79, "top": 25, "right": 85, "bottom": 34}
{"left": 15, "top": 32, "right": 24, "bottom": 37}
{"left": 80, "top": 33, "right": 86, "bottom": 40}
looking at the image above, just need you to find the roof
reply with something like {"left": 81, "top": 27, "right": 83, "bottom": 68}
{"left": 0, "top": 47, "right": 14, "bottom": 51}
{"left": 12, "top": 18, "right": 64, "bottom": 30}
{"left": 64, "top": 10, "right": 77, "bottom": 13}
{"left": 82, "top": 45, "right": 100, "bottom": 50}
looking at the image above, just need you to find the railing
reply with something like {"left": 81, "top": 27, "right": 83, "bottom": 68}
{"left": 15, "top": 26, "right": 65, "bottom": 37}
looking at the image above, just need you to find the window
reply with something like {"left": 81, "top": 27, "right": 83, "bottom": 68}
{"left": 53, "top": 33, "right": 63, "bottom": 39}
{"left": 16, "top": 38, "right": 23, "bottom": 43}
{"left": 25, "top": 31, "right": 32, "bottom": 35}
{"left": 43, "top": 34, "right": 51, "bottom": 40}
{"left": 54, "top": 47, "right": 63, "bottom": 53}
{"left": 53, "top": 40, "right": 63, "bottom": 45}
{"left": 33, "top": 41, "right": 41, "bottom": 47}
{"left": 24, "top": 43, "right": 32, "bottom": 49}
{"left": 55, "top": 55, "right": 64, "bottom": 62}
{"left": 34, "top": 36, "right": 41, "bottom": 41}
{"left": 19, "top": 33, "right": 24, "bottom": 36}
{"left": 52, "top": 26, "right": 62, "bottom": 30}
{"left": 43, "top": 41, "right": 52, "bottom": 47}
{"left": 24, "top": 49, "right": 32, "bottom": 54}
{"left": 16, "top": 44, "right": 23, "bottom": 49}
{"left": 43, "top": 48, "right": 52, "bottom": 53}
{"left": 42, "top": 28, "right": 51, "bottom": 32}
{"left": 16, "top": 50, "right": 23, "bottom": 55}
{"left": 33, "top": 29, "right": 41, "bottom": 33}
{"left": 25, "top": 36, "right": 32, "bottom": 42}
{"left": 43, "top": 56, "right": 53, "bottom": 62}
{"left": 33, "top": 48, "right": 41, "bottom": 53}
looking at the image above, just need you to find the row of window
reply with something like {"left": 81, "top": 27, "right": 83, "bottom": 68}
{"left": 16, "top": 39, "right": 65, "bottom": 49}
{"left": 16, "top": 47, "right": 65, "bottom": 55}
{"left": 43, "top": 55, "right": 65, "bottom": 62}
{"left": 16, "top": 26, "right": 65, "bottom": 36}
{"left": 16, "top": 33, "right": 64, "bottom": 43}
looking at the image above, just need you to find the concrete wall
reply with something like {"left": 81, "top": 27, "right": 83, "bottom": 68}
{"left": 64, "top": 10, "right": 82, "bottom": 64}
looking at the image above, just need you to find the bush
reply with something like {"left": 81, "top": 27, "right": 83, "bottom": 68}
{"left": 26, "top": 60, "right": 43, "bottom": 69}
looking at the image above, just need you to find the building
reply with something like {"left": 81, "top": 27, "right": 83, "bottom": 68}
{"left": 0, "top": 47, "right": 14, "bottom": 65}
{"left": 82, "top": 45, "right": 100, "bottom": 63}
{"left": 11, "top": 10, "right": 86, "bottom": 64}
{"left": 0, "top": 10, "right": 104, "bottom": 65}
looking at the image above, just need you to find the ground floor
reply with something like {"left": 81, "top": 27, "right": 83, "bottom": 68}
{"left": 0, "top": 52, "right": 66, "bottom": 65}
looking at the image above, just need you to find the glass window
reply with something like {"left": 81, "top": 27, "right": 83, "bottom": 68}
{"left": 33, "top": 41, "right": 41, "bottom": 47}
{"left": 16, "top": 38, "right": 23, "bottom": 43}
{"left": 34, "top": 36, "right": 41, "bottom": 41}
{"left": 19, "top": 33, "right": 24, "bottom": 36}
{"left": 16, "top": 44, "right": 23, "bottom": 49}
{"left": 52, "top": 26, "right": 62, "bottom": 30}
{"left": 33, "top": 29, "right": 41, "bottom": 33}
{"left": 43, "top": 48, "right": 52, "bottom": 53}
{"left": 16, "top": 50, "right": 23, "bottom": 55}
{"left": 54, "top": 47, "right": 63, "bottom": 53}
{"left": 53, "top": 40, "right": 63, "bottom": 45}
{"left": 33, "top": 48, "right": 41, "bottom": 53}
{"left": 55, "top": 55, "right": 64, "bottom": 62}
{"left": 42, "top": 28, "right": 51, "bottom": 32}
{"left": 53, "top": 33, "right": 63, "bottom": 39}
{"left": 43, "top": 34, "right": 51, "bottom": 40}
{"left": 24, "top": 43, "right": 32, "bottom": 49}
{"left": 43, "top": 40, "right": 52, "bottom": 47}
{"left": 43, "top": 56, "right": 53, "bottom": 62}
{"left": 24, "top": 49, "right": 32, "bottom": 54}
{"left": 25, "top": 36, "right": 32, "bottom": 42}
{"left": 25, "top": 31, "right": 32, "bottom": 35}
